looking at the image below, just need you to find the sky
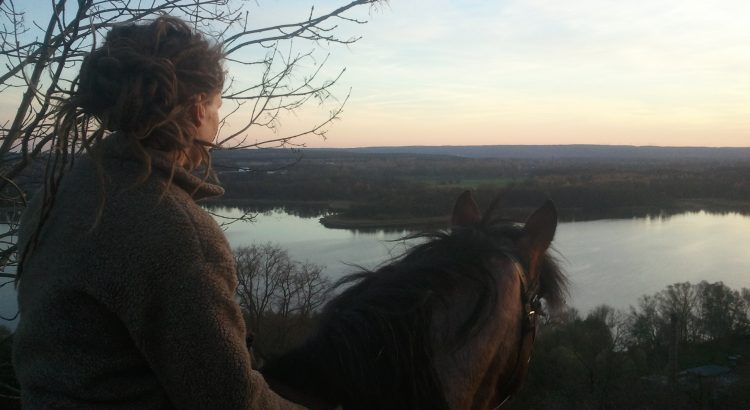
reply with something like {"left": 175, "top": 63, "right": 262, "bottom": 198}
{"left": 247, "top": 0, "right": 750, "bottom": 148}
{"left": 4, "top": 0, "right": 750, "bottom": 148}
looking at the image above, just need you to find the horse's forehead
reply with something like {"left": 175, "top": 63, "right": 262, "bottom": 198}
{"left": 437, "top": 255, "right": 523, "bottom": 321}
{"left": 489, "top": 255, "right": 525, "bottom": 283}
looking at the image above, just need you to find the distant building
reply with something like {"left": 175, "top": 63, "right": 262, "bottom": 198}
{"left": 678, "top": 365, "right": 737, "bottom": 388}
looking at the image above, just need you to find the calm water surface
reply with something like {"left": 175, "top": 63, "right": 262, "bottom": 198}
{"left": 2, "top": 209, "right": 750, "bottom": 330}
{"left": 220, "top": 208, "right": 750, "bottom": 315}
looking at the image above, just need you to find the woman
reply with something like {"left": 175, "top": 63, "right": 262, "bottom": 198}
{"left": 13, "top": 17, "right": 304, "bottom": 409}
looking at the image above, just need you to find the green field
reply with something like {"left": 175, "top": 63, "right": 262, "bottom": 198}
{"left": 399, "top": 176, "right": 515, "bottom": 189}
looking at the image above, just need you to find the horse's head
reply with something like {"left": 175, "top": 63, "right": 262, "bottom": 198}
{"left": 433, "top": 190, "right": 566, "bottom": 409}
{"left": 451, "top": 190, "right": 565, "bottom": 309}
{"left": 262, "top": 190, "right": 567, "bottom": 410}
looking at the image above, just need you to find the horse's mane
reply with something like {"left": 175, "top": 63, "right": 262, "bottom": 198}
{"left": 262, "top": 216, "right": 567, "bottom": 409}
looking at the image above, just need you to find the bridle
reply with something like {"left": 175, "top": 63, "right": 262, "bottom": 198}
{"left": 490, "top": 262, "right": 542, "bottom": 409}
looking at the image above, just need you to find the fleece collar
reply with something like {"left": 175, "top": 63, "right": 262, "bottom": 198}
{"left": 97, "top": 132, "right": 225, "bottom": 200}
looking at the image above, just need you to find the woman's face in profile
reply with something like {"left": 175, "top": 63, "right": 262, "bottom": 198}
{"left": 196, "top": 92, "right": 222, "bottom": 143}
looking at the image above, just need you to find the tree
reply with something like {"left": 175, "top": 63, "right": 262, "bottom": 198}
{"left": 234, "top": 243, "right": 330, "bottom": 358}
{"left": 625, "top": 294, "right": 665, "bottom": 351}
{"left": 515, "top": 283, "right": 750, "bottom": 410}
{"left": 695, "top": 280, "right": 746, "bottom": 340}
{"left": 0, "top": 0, "right": 384, "bottom": 282}
{"left": 588, "top": 304, "right": 627, "bottom": 351}
{"left": 518, "top": 305, "right": 634, "bottom": 409}
{"left": 655, "top": 282, "right": 699, "bottom": 344}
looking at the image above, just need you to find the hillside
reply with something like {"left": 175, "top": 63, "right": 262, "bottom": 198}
{"left": 213, "top": 144, "right": 750, "bottom": 162}
{"left": 208, "top": 144, "right": 750, "bottom": 228}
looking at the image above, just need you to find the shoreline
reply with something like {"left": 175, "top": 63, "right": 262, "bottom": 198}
{"left": 200, "top": 198, "right": 750, "bottom": 230}
{"left": 319, "top": 215, "right": 449, "bottom": 230}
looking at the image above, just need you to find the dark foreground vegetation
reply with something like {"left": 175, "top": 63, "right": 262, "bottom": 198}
{"left": 511, "top": 281, "right": 750, "bottom": 409}
{"left": 2, "top": 242, "right": 749, "bottom": 409}
{"left": 210, "top": 146, "right": 750, "bottom": 228}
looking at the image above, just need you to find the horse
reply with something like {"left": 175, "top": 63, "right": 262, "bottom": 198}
{"left": 261, "top": 191, "right": 567, "bottom": 409}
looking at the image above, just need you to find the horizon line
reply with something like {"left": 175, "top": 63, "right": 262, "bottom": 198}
{"left": 280, "top": 143, "right": 750, "bottom": 150}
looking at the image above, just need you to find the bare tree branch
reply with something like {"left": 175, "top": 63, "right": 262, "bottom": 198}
{"left": 0, "top": 0, "right": 382, "bottom": 296}
{"left": 234, "top": 243, "right": 331, "bottom": 356}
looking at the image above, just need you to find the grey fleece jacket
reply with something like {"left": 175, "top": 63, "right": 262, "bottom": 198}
{"left": 13, "top": 133, "right": 304, "bottom": 409}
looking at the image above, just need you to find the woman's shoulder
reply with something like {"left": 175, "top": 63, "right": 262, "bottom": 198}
{"left": 101, "top": 179, "right": 229, "bottom": 258}
{"left": 75, "top": 171, "right": 235, "bottom": 303}
{"left": 21, "top": 134, "right": 232, "bottom": 269}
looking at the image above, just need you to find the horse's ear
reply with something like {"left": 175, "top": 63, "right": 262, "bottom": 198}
{"left": 523, "top": 201, "right": 557, "bottom": 250}
{"left": 452, "top": 190, "right": 482, "bottom": 227}
{"left": 519, "top": 201, "right": 557, "bottom": 279}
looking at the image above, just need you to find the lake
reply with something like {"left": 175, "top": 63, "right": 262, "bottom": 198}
{"left": 218, "top": 207, "right": 750, "bottom": 315}
{"left": 2, "top": 208, "right": 750, "bottom": 330}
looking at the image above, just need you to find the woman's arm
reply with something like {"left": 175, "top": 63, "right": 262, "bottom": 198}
{"left": 107, "top": 203, "right": 306, "bottom": 410}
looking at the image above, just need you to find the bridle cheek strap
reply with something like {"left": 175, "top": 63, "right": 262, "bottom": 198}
{"left": 508, "top": 305, "right": 539, "bottom": 396}
{"left": 492, "top": 270, "right": 541, "bottom": 409}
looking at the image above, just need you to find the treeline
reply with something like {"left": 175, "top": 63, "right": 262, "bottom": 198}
{"left": 511, "top": 281, "right": 750, "bottom": 409}
{"left": 211, "top": 152, "right": 750, "bottom": 222}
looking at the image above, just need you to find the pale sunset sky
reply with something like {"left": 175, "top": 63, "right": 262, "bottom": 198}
{"left": 253, "top": 0, "right": 750, "bottom": 148}
{"left": 5, "top": 0, "right": 750, "bottom": 148}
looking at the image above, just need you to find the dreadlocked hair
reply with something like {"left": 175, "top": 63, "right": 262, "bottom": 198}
{"left": 17, "top": 16, "right": 225, "bottom": 282}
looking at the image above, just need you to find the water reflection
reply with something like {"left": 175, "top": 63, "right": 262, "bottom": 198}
{"left": 554, "top": 211, "right": 750, "bottom": 314}
{"left": 205, "top": 203, "right": 332, "bottom": 219}
{"left": 218, "top": 207, "right": 750, "bottom": 316}
{"left": 563, "top": 206, "right": 750, "bottom": 223}
{"left": 0, "top": 224, "right": 18, "bottom": 330}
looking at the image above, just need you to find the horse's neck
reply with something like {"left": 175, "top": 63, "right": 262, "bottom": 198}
{"left": 431, "top": 259, "right": 525, "bottom": 409}
{"left": 263, "top": 326, "right": 451, "bottom": 410}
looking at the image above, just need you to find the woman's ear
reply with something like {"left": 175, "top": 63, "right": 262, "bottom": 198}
{"left": 191, "top": 93, "right": 208, "bottom": 126}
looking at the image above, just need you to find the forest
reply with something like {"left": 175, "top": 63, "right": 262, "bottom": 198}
{"left": 209, "top": 147, "right": 750, "bottom": 228}
{"left": 510, "top": 281, "right": 750, "bottom": 409}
